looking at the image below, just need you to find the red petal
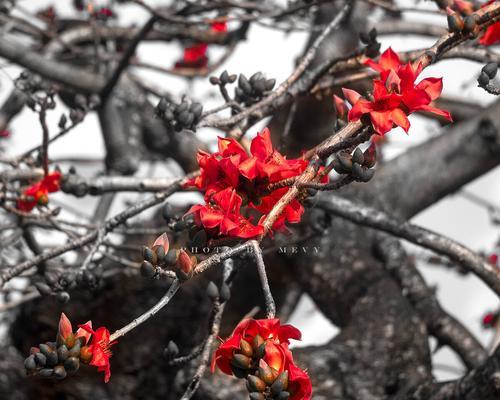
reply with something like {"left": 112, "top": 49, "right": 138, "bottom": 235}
{"left": 251, "top": 128, "right": 274, "bottom": 161}
{"left": 152, "top": 232, "right": 169, "bottom": 254}
{"left": 370, "top": 111, "right": 395, "bottom": 135}
{"left": 342, "top": 88, "right": 362, "bottom": 105}
{"left": 390, "top": 108, "right": 410, "bottom": 133}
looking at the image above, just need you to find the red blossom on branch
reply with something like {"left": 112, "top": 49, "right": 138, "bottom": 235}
{"left": 212, "top": 318, "right": 312, "bottom": 400}
{"left": 79, "top": 323, "right": 116, "bottom": 383}
{"left": 175, "top": 21, "right": 227, "bottom": 69}
{"left": 187, "top": 128, "right": 321, "bottom": 237}
{"left": 17, "top": 171, "right": 62, "bottom": 212}
{"left": 342, "top": 48, "right": 452, "bottom": 135}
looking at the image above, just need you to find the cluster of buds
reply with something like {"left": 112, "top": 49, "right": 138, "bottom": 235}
{"left": 235, "top": 73, "right": 276, "bottom": 106}
{"left": 15, "top": 71, "right": 55, "bottom": 111}
{"left": 213, "top": 319, "right": 312, "bottom": 400}
{"left": 446, "top": 7, "right": 480, "bottom": 36}
{"left": 155, "top": 98, "right": 203, "bottom": 132}
{"left": 141, "top": 232, "right": 197, "bottom": 281}
{"left": 359, "top": 28, "right": 380, "bottom": 58}
{"left": 209, "top": 70, "right": 237, "bottom": 87}
{"left": 332, "top": 146, "right": 376, "bottom": 182}
{"left": 233, "top": 339, "right": 291, "bottom": 399}
{"left": 24, "top": 313, "right": 92, "bottom": 380}
{"left": 478, "top": 62, "right": 498, "bottom": 88}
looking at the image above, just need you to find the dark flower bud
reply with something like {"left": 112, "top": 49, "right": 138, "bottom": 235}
{"left": 206, "top": 281, "right": 219, "bottom": 300}
{"left": 255, "top": 343, "right": 266, "bottom": 360}
{"left": 190, "top": 229, "right": 207, "bottom": 249}
{"left": 35, "top": 282, "right": 52, "bottom": 295}
{"left": 351, "top": 163, "right": 365, "bottom": 181}
{"left": 67, "top": 342, "right": 81, "bottom": 358}
{"left": 220, "top": 70, "right": 229, "bottom": 84}
{"left": 157, "top": 97, "right": 168, "bottom": 113}
{"left": 447, "top": 13, "right": 464, "bottom": 33}
{"left": 173, "top": 219, "right": 187, "bottom": 232}
{"left": 141, "top": 260, "right": 156, "bottom": 278}
{"left": 58, "top": 114, "right": 67, "bottom": 129}
{"left": 34, "top": 352, "right": 47, "bottom": 367}
{"left": 271, "top": 371, "right": 289, "bottom": 395}
{"left": 240, "top": 339, "right": 253, "bottom": 357}
{"left": 162, "top": 203, "right": 173, "bottom": 220}
{"left": 369, "top": 28, "right": 377, "bottom": 41}
{"left": 154, "top": 245, "right": 166, "bottom": 262}
{"left": 56, "top": 291, "right": 70, "bottom": 304}
{"left": 57, "top": 345, "right": 68, "bottom": 362}
{"left": 483, "top": 62, "right": 498, "bottom": 80}
{"left": 363, "top": 144, "right": 377, "bottom": 168}
{"left": 24, "top": 355, "right": 37, "bottom": 371}
{"left": 164, "top": 110, "right": 174, "bottom": 121}
{"left": 64, "top": 357, "right": 80, "bottom": 373}
{"left": 231, "top": 354, "right": 252, "bottom": 370}
{"left": 338, "top": 154, "right": 353, "bottom": 172}
{"left": 219, "top": 283, "right": 231, "bottom": 303}
{"left": 247, "top": 375, "right": 266, "bottom": 392}
{"left": 276, "top": 391, "right": 290, "bottom": 399}
{"left": 361, "top": 167, "right": 375, "bottom": 182}
{"left": 265, "top": 79, "right": 276, "bottom": 91}
{"left": 228, "top": 74, "right": 237, "bottom": 83}
{"left": 252, "top": 79, "right": 267, "bottom": 94}
{"left": 142, "top": 246, "right": 157, "bottom": 264}
{"left": 238, "top": 74, "right": 252, "bottom": 94}
{"left": 352, "top": 148, "right": 364, "bottom": 165}
{"left": 231, "top": 365, "right": 248, "bottom": 379}
{"left": 164, "top": 250, "right": 177, "bottom": 266}
{"left": 38, "top": 368, "right": 53, "bottom": 377}
{"left": 209, "top": 76, "right": 220, "bottom": 85}
{"left": 183, "top": 213, "right": 195, "bottom": 226}
{"left": 478, "top": 71, "right": 490, "bottom": 86}
{"left": 165, "top": 340, "right": 179, "bottom": 358}
{"left": 191, "top": 103, "right": 203, "bottom": 119}
{"left": 463, "top": 14, "right": 478, "bottom": 34}
{"left": 359, "top": 32, "right": 370, "bottom": 44}
{"left": 250, "top": 72, "right": 264, "bottom": 84}
{"left": 79, "top": 346, "right": 92, "bottom": 364}
{"left": 53, "top": 365, "right": 67, "bottom": 379}
{"left": 234, "top": 87, "right": 244, "bottom": 100}
{"left": 178, "top": 110, "right": 194, "bottom": 126}
{"left": 39, "top": 343, "right": 52, "bottom": 357}
{"left": 257, "top": 360, "right": 275, "bottom": 385}
{"left": 176, "top": 101, "right": 189, "bottom": 115}
{"left": 252, "top": 334, "right": 264, "bottom": 350}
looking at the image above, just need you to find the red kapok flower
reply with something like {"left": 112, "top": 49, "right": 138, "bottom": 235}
{"left": 17, "top": 171, "right": 62, "bottom": 212}
{"left": 212, "top": 318, "right": 301, "bottom": 375}
{"left": 79, "top": 323, "right": 116, "bottom": 383}
{"left": 175, "top": 21, "right": 227, "bottom": 69}
{"left": 188, "top": 188, "right": 264, "bottom": 239}
{"left": 345, "top": 48, "right": 451, "bottom": 135}
{"left": 212, "top": 318, "right": 311, "bottom": 400}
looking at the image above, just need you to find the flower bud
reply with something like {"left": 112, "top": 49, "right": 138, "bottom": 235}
{"left": 231, "top": 354, "right": 252, "bottom": 370}
{"left": 482, "top": 62, "right": 498, "bottom": 80}
{"left": 363, "top": 144, "right": 377, "bottom": 168}
{"left": 478, "top": 71, "right": 490, "bottom": 86}
{"left": 164, "top": 250, "right": 177, "bottom": 266}
{"left": 64, "top": 334, "right": 76, "bottom": 349}
{"left": 463, "top": 14, "right": 478, "bottom": 34}
{"left": 67, "top": 341, "right": 81, "bottom": 358}
{"left": 142, "top": 246, "right": 157, "bottom": 265}
{"left": 64, "top": 357, "right": 80, "bottom": 373}
{"left": 165, "top": 340, "right": 179, "bottom": 358}
{"left": 34, "top": 282, "right": 52, "bottom": 295}
{"left": 38, "top": 368, "right": 53, "bottom": 377}
{"left": 56, "top": 291, "right": 70, "bottom": 304}
{"left": 24, "top": 355, "right": 37, "bottom": 371}
{"left": 257, "top": 359, "right": 275, "bottom": 385}
{"left": 271, "top": 371, "right": 289, "bottom": 395}
{"left": 447, "top": 13, "right": 464, "bottom": 33}
{"left": 219, "top": 283, "right": 231, "bottom": 303}
{"left": 34, "top": 352, "right": 47, "bottom": 367}
{"left": 352, "top": 148, "right": 364, "bottom": 165}
{"left": 206, "top": 281, "right": 219, "bottom": 300}
{"left": 141, "top": 260, "right": 156, "bottom": 278}
{"left": 276, "top": 391, "right": 290, "bottom": 399}
{"left": 247, "top": 375, "right": 266, "bottom": 392}
{"left": 162, "top": 203, "right": 173, "bottom": 220}
{"left": 252, "top": 334, "right": 264, "bottom": 350}
{"left": 239, "top": 339, "right": 253, "bottom": 357}
{"left": 255, "top": 343, "right": 266, "bottom": 360}
{"left": 231, "top": 365, "right": 248, "bottom": 379}
{"left": 351, "top": 163, "right": 364, "bottom": 181}
{"left": 53, "top": 365, "right": 67, "bottom": 379}
{"left": 79, "top": 346, "right": 92, "bottom": 364}
{"left": 57, "top": 345, "right": 68, "bottom": 362}
{"left": 337, "top": 154, "right": 353, "bottom": 172}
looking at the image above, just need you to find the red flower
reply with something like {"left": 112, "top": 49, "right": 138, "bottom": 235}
{"left": 212, "top": 318, "right": 311, "bottom": 400}
{"left": 175, "top": 22, "right": 227, "bottom": 69}
{"left": 79, "top": 323, "right": 116, "bottom": 383}
{"left": 17, "top": 171, "right": 62, "bottom": 212}
{"left": 188, "top": 188, "right": 264, "bottom": 239}
{"left": 345, "top": 48, "right": 452, "bottom": 135}
{"left": 187, "top": 128, "right": 318, "bottom": 235}
{"left": 478, "top": 1, "right": 500, "bottom": 46}
{"left": 489, "top": 253, "right": 498, "bottom": 266}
